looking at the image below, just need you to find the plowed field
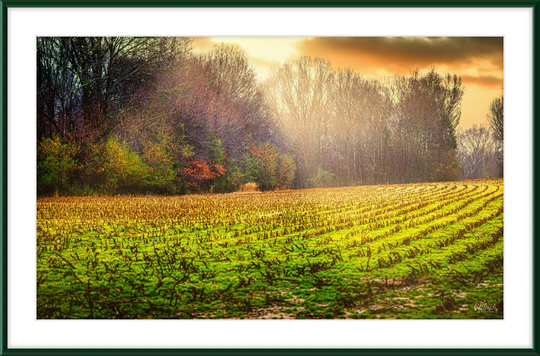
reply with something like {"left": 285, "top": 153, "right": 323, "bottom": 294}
{"left": 37, "top": 179, "right": 503, "bottom": 319}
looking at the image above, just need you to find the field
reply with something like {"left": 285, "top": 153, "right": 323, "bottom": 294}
{"left": 37, "top": 179, "right": 504, "bottom": 319}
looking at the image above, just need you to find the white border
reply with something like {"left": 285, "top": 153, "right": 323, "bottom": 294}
{"left": 8, "top": 7, "right": 533, "bottom": 349}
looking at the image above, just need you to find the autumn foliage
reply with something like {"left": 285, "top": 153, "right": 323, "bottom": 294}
{"left": 37, "top": 37, "right": 499, "bottom": 197}
{"left": 37, "top": 38, "right": 293, "bottom": 196}
{"left": 183, "top": 159, "right": 226, "bottom": 188}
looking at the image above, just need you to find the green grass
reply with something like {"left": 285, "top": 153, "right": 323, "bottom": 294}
{"left": 37, "top": 179, "right": 503, "bottom": 319}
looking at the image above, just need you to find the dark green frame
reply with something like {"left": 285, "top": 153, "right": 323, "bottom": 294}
{"left": 1, "top": 1, "right": 538, "bottom": 355}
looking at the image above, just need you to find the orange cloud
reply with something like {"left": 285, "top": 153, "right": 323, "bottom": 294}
{"left": 295, "top": 37, "right": 504, "bottom": 127}
{"left": 461, "top": 74, "right": 503, "bottom": 88}
{"left": 295, "top": 37, "right": 503, "bottom": 77}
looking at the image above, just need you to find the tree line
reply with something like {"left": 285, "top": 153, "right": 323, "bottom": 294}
{"left": 37, "top": 37, "right": 503, "bottom": 196}
{"left": 37, "top": 37, "right": 295, "bottom": 196}
{"left": 264, "top": 57, "right": 503, "bottom": 188}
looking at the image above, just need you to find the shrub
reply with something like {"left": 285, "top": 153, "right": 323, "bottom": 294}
{"left": 244, "top": 142, "right": 297, "bottom": 191}
{"left": 309, "top": 166, "right": 334, "bottom": 188}
{"left": 246, "top": 142, "right": 279, "bottom": 191}
{"left": 103, "top": 137, "right": 150, "bottom": 194}
{"left": 37, "top": 135, "right": 79, "bottom": 196}
{"left": 183, "top": 158, "right": 226, "bottom": 191}
{"left": 142, "top": 141, "right": 177, "bottom": 194}
{"left": 277, "top": 153, "right": 296, "bottom": 189}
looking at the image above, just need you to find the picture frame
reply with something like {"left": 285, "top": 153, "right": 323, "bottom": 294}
{"left": 1, "top": 1, "right": 538, "bottom": 355}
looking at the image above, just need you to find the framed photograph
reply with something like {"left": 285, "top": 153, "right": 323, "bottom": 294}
{"left": 1, "top": 1, "right": 538, "bottom": 354}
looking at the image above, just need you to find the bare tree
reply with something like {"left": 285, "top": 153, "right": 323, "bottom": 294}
{"left": 457, "top": 124, "right": 501, "bottom": 179}
{"left": 487, "top": 96, "right": 503, "bottom": 142}
{"left": 486, "top": 96, "right": 503, "bottom": 177}
{"left": 37, "top": 37, "right": 192, "bottom": 143}
{"left": 264, "top": 57, "right": 333, "bottom": 188}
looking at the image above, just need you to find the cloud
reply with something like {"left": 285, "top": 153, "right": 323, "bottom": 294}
{"left": 295, "top": 37, "right": 503, "bottom": 77}
{"left": 461, "top": 74, "right": 503, "bottom": 88}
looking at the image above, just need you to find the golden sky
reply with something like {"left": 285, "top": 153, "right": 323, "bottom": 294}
{"left": 192, "top": 37, "right": 503, "bottom": 129}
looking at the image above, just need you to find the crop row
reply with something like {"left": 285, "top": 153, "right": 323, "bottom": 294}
{"left": 37, "top": 179, "right": 504, "bottom": 319}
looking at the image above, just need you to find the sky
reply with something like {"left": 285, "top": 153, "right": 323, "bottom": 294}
{"left": 192, "top": 37, "right": 503, "bottom": 130}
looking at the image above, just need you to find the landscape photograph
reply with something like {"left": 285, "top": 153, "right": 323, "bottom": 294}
{"left": 36, "top": 36, "right": 504, "bottom": 319}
